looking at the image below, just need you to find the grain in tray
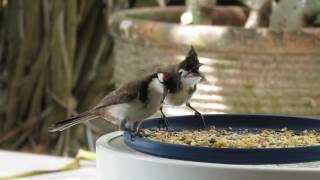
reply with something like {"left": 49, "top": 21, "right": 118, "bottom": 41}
{"left": 141, "top": 127, "right": 320, "bottom": 148}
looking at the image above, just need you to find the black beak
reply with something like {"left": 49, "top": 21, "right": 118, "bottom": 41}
{"left": 197, "top": 63, "right": 204, "bottom": 68}
{"left": 188, "top": 63, "right": 204, "bottom": 77}
{"left": 196, "top": 63, "right": 208, "bottom": 82}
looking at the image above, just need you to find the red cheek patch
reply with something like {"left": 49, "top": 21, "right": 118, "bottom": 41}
{"left": 191, "top": 68, "right": 199, "bottom": 74}
{"left": 163, "top": 72, "right": 170, "bottom": 81}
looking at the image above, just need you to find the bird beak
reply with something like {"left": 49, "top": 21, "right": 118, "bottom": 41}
{"left": 188, "top": 63, "right": 204, "bottom": 77}
{"left": 198, "top": 63, "right": 204, "bottom": 68}
{"left": 197, "top": 64, "right": 207, "bottom": 82}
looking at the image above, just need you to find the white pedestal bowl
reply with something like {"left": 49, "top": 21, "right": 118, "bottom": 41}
{"left": 96, "top": 131, "right": 320, "bottom": 180}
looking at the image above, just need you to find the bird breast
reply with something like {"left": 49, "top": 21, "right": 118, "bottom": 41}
{"left": 106, "top": 78, "right": 164, "bottom": 123}
{"left": 165, "top": 76, "right": 199, "bottom": 106}
{"left": 165, "top": 86, "right": 194, "bottom": 106}
{"left": 141, "top": 78, "right": 165, "bottom": 116}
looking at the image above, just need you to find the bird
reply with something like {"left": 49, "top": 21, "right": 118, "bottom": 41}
{"left": 49, "top": 72, "right": 182, "bottom": 134}
{"left": 158, "top": 46, "right": 206, "bottom": 129}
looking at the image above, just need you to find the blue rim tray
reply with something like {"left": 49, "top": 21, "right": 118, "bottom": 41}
{"left": 124, "top": 114, "right": 320, "bottom": 164}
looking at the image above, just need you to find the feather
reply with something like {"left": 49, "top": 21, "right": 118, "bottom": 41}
{"left": 48, "top": 112, "right": 96, "bottom": 132}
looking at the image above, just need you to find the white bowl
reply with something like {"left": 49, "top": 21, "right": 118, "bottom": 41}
{"left": 96, "top": 131, "right": 320, "bottom": 180}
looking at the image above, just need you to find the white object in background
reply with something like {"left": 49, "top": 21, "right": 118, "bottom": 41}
{"left": 96, "top": 131, "right": 320, "bottom": 180}
{"left": 0, "top": 150, "right": 96, "bottom": 180}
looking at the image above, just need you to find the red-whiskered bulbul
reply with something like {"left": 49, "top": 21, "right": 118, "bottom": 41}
{"left": 159, "top": 46, "right": 206, "bottom": 128}
{"left": 49, "top": 72, "right": 181, "bottom": 134}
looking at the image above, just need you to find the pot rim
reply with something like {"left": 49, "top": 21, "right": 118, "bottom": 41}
{"left": 109, "top": 6, "right": 320, "bottom": 54}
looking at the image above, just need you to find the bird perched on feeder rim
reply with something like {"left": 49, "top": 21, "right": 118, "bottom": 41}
{"left": 49, "top": 72, "right": 182, "bottom": 134}
{"left": 158, "top": 46, "right": 206, "bottom": 129}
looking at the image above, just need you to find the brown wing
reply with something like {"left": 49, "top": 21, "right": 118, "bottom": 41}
{"left": 94, "top": 75, "right": 151, "bottom": 110}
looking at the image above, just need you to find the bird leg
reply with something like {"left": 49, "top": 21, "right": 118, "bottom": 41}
{"left": 132, "top": 121, "right": 143, "bottom": 137}
{"left": 122, "top": 121, "right": 142, "bottom": 140}
{"left": 158, "top": 88, "right": 169, "bottom": 130}
{"left": 119, "top": 120, "right": 127, "bottom": 131}
{"left": 158, "top": 105, "right": 169, "bottom": 130}
{"left": 186, "top": 102, "right": 206, "bottom": 128}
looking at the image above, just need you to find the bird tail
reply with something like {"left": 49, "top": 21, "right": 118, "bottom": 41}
{"left": 48, "top": 112, "right": 96, "bottom": 132}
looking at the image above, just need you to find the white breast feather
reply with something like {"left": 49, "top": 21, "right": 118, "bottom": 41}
{"left": 107, "top": 78, "right": 164, "bottom": 124}
{"left": 165, "top": 76, "right": 201, "bottom": 106}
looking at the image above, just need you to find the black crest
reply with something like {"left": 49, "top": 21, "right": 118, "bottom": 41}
{"left": 178, "top": 46, "right": 200, "bottom": 71}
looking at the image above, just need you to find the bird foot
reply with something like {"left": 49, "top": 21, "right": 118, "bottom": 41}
{"left": 194, "top": 112, "right": 207, "bottom": 129}
{"left": 158, "top": 117, "right": 169, "bottom": 130}
{"left": 125, "top": 128, "right": 142, "bottom": 140}
{"left": 130, "top": 131, "right": 143, "bottom": 141}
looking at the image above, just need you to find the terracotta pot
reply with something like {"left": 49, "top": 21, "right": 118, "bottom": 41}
{"left": 109, "top": 6, "right": 320, "bottom": 116}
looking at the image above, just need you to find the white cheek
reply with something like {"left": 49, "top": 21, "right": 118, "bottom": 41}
{"left": 157, "top": 74, "right": 164, "bottom": 83}
{"left": 149, "top": 79, "right": 164, "bottom": 94}
{"left": 179, "top": 69, "right": 188, "bottom": 77}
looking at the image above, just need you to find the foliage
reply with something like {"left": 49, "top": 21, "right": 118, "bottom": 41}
{"left": 0, "top": 0, "right": 115, "bottom": 155}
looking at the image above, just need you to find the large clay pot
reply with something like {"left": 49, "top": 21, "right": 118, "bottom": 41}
{"left": 109, "top": 6, "right": 320, "bottom": 116}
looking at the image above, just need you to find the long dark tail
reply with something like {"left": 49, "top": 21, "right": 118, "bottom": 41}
{"left": 48, "top": 112, "right": 96, "bottom": 132}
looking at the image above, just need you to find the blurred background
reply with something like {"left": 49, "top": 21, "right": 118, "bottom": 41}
{"left": 0, "top": 0, "right": 319, "bottom": 157}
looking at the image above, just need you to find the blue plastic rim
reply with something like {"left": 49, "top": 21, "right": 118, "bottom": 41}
{"left": 124, "top": 114, "right": 320, "bottom": 164}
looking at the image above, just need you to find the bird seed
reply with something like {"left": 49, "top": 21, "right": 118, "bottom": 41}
{"left": 140, "top": 127, "right": 320, "bottom": 148}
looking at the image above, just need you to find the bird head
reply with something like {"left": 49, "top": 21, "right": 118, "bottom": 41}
{"left": 178, "top": 45, "right": 204, "bottom": 78}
